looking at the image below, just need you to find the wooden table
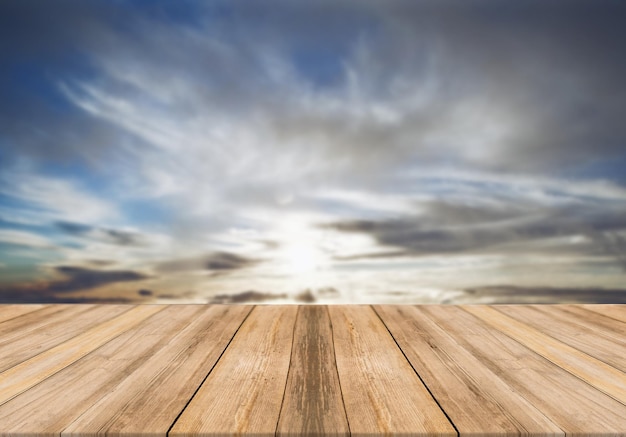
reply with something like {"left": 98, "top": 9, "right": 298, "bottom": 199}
{"left": 0, "top": 304, "right": 625, "bottom": 436}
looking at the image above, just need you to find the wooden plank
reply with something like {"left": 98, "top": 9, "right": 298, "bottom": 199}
{"left": 276, "top": 306, "right": 349, "bottom": 437}
{"left": 61, "top": 305, "right": 252, "bottom": 436}
{"left": 538, "top": 305, "right": 626, "bottom": 347}
{"left": 0, "top": 304, "right": 86, "bottom": 344}
{"left": 464, "top": 305, "right": 626, "bottom": 405}
{"left": 0, "top": 304, "right": 47, "bottom": 323}
{"left": 0, "top": 304, "right": 624, "bottom": 436}
{"left": 580, "top": 304, "right": 626, "bottom": 323}
{"left": 0, "top": 304, "right": 129, "bottom": 372}
{"left": 328, "top": 305, "right": 455, "bottom": 437}
{"left": 0, "top": 305, "right": 199, "bottom": 435}
{"left": 0, "top": 305, "right": 163, "bottom": 405}
{"left": 423, "top": 305, "right": 626, "bottom": 435}
{"left": 374, "top": 305, "right": 563, "bottom": 436}
{"left": 496, "top": 305, "right": 626, "bottom": 373}
{"left": 170, "top": 305, "right": 298, "bottom": 437}
{"left": 541, "top": 305, "right": 626, "bottom": 342}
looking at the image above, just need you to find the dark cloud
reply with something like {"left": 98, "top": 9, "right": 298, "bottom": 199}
{"left": 155, "top": 251, "right": 260, "bottom": 273}
{"left": 156, "top": 293, "right": 178, "bottom": 300}
{"left": 0, "top": 266, "right": 149, "bottom": 303}
{"left": 335, "top": 250, "right": 414, "bottom": 261}
{"left": 156, "top": 290, "right": 197, "bottom": 300}
{"left": 294, "top": 289, "right": 316, "bottom": 303}
{"left": 418, "top": 201, "right": 526, "bottom": 227}
{"left": 102, "top": 229, "right": 145, "bottom": 246}
{"left": 206, "top": 252, "right": 255, "bottom": 270}
{"left": 0, "top": 288, "right": 136, "bottom": 304}
{"left": 374, "top": 0, "right": 626, "bottom": 173}
{"left": 56, "top": 221, "right": 147, "bottom": 246}
{"left": 456, "top": 285, "right": 626, "bottom": 304}
{"left": 209, "top": 290, "right": 287, "bottom": 304}
{"left": 56, "top": 221, "right": 92, "bottom": 235}
{"left": 2, "top": 0, "right": 626, "bottom": 302}
{"left": 323, "top": 202, "right": 626, "bottom": 262}
{"left": 50, "top": 266, "right": 148, "bottom": 293}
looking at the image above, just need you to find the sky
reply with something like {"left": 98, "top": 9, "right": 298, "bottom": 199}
{"left": 1, "top": 0, "right": 626, "bottom": 304}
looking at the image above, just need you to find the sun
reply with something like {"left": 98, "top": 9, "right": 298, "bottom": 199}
{"left": 284, "top": 241, "right": 324, "bottom": 274}
{"left": 278, "top": 216, "right": 327, "bottom": 276}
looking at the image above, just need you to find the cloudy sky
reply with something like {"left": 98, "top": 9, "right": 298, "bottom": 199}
{"left": 1, "top": 0, "right": 626, "bottom": 304}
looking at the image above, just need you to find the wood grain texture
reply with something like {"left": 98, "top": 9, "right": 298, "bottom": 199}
{"left": 375, "top": 305, "right": 563, "bottom": 436}
{"left": 0, "top": 304, "right": 625, "bottom": 436}
{"left": 0, "top": 304, "right": 47, "bottom": 323}
{"left": 170, "top": 305, "right": 298, "bottom": 437}
{"left": 540, "top": 305, "right": 626, "bottom": 341}
{"left": 329, "top": 305, "right": 456, "bottom": 437}
{"left": 62, "top": 305, "right": 252, "bottom": 436}
{"left": 276, "top": 305, "right": 349, "bottom": 437}
{"left": 0, "top": 304, "right": 86, "bottom": 345}
{"left": 0, "top": 304, "right": 129, "bottom": 372}
{"left": 464, "top": 305, "right": 626, "bottom": 405}
{"left": 495, "top": 305, "right": 626, "bottom": 373}
{"left": 580, "top": 304, "right": 626, "bottom": 323}
{"left": 424, "top": 305, "right": 626, "bottom": 435}
{"left": 0, "top": 305, "right": 163, "bottom": 405}
{"left": 0, "top": 305, "right": 193, "bottom": 434}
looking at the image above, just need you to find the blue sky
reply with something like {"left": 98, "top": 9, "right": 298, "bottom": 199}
{"left": 1, "top": 0, "right": 626, "bottom": 304}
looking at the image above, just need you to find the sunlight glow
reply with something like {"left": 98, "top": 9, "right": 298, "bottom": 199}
{"left": 284, "top": 242, "right": 324, "bottom": 274}
{"left": 278, "top": 216, "right": 328, "bottom": 276}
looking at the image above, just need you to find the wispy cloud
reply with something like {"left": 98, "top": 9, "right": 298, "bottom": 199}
{"left": 1, "top": 0, "right": 625, "bottom": 302}
{"left": 0, "top": 229, "right": 53, "bottom": 248}
{"left": 56, "top": 221, "right": 148, "bottom": 247}
{"left": 155, "top": 251, "right": 261, "bottom": 273}
{"left": 0, "top": 168, "right": 118, "bottom": 225}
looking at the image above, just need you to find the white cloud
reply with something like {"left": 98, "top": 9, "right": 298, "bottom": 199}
{"left": 0, "top": 168, "right": 118, "bottom": 224}
{"left": 402, "top": 168, "right": 626, "bottom": 205}
{"left": 0, "top": 229, "right": 53, "bottom": 248}
{"left": 307, "top": 188, "right": 419, "bottom": 217}
{"left": 3, "top": 1, "right": 626, "bottom": 301}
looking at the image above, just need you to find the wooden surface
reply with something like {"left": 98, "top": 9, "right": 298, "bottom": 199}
{"left": 276, "top": 306, "right": 349, "bottom": 437}
{"left": 0, "top": 304, "right": 624, "bottom": 436}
